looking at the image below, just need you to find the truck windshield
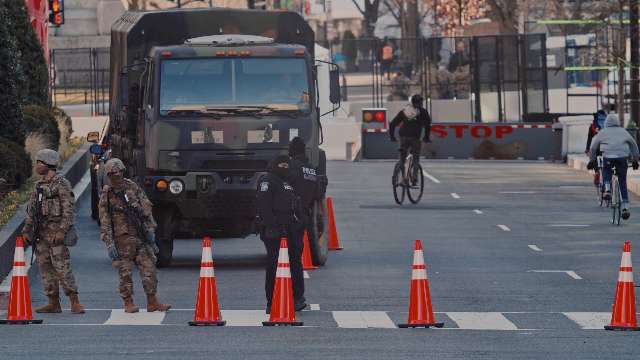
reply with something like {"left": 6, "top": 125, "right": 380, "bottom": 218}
{"left": 159, "top": 57, "right": 310, "bottom": 115}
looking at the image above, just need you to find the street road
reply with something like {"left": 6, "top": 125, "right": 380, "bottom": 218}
{"left": 2, "top": 160, "right": 640, "bottom": 359}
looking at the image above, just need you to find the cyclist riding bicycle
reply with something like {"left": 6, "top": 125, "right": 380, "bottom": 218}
{"left": 588, "top": 114, "right": 640, "bottom": 220}
{"left": 389, "top": 94, "right": 432, "bottom": 185}
{"left": 586, "top": 110, "right": 607, "bottom": 188}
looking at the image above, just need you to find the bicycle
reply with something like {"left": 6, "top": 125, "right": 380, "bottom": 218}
{"left": 609, "top": 163, "right": 629, "bottom": 226}
{"left": 392, "top": 151, "right": 424, "bottom": 205}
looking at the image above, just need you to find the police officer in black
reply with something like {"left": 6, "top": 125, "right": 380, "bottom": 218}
{"left": 287, "top": 137, "right": 326, "bottom": 259}
{"left": 257, "top": 155, "right": 306, "bottom": 313}
{"left": 389, "top": 94, "right": 432, "bottom": 185}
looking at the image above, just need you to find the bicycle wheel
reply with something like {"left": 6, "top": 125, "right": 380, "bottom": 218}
{"left": 612, "top": 177, "right": 621, "bottom": 225}
{"left": 392, "top": 163, "right": 405, "bottom": 205}
{"left": 407, "top": 163, "right": 424, "bottom": 204}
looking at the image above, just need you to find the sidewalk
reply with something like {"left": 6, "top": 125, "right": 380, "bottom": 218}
{"left": 567, "top": 154, "right": 640, "bottom": 195}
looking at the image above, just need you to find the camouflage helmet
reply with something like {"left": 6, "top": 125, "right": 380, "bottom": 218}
{"left": 35, "top": 149, "right": 60, "bottom": 167}
{"left": 105, "top": 158, "right": 126, "bottom": 175}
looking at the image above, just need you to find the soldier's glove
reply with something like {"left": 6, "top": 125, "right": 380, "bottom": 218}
{"left": 633, "top": 161, "right": 639, "bottom": 171}
{"left": 107, "top": 245, "right": 119, "bottom": 261}
{"left": 586, "top": 160, "right": 596, "bottom": 170}
{"left": 22, "top": 233, "right": 32, "bottom": 247}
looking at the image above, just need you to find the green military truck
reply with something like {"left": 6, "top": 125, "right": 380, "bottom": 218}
{"left": 89, "top": 8, "right": 340, "bottom": 266}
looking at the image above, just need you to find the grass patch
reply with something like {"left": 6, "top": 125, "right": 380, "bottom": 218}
{"left": 0, "top": 177, "right": 36, "bottom": 229}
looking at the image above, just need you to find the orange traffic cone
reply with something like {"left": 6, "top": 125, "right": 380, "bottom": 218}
{"left": 326, "top": 197, "right": 343, "bottom": 250}
{"left": 263, "top": 238, "right": 303, "bottom": 326}
{"left": 398, "top": 240, "right": 443, "bottom": 328}
{"left": 302, "top": 231, "right": 318, "bottom": 270}
{"left": 0, "top": 236, "right": 42, "bottom": 325}
{"left": 189, "top": 237, "right": 225, "bottom": 326}
{"left": 605, "top": 241, "right": 640, "bottom": 331}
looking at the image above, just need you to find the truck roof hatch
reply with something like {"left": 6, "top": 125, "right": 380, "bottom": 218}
{"left": 185, "top": 35, "right": 275, "bottom": 46}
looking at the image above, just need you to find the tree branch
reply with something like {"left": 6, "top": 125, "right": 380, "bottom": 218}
{"left": 383, "top": 0, "right": 401, "bottom": 22}
{"left": 351, "top": 0, "right": 366, "bottom": 16}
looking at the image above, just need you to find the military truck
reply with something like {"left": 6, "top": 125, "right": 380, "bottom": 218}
{"left": 89, "top": 8, "right": 341, "bottom": 266}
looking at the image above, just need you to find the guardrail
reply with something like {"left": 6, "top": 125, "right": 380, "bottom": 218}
{"left": 0, "top": 144, "right": 91, "bottom": 281}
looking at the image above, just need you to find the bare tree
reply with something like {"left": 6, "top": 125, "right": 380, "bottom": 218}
{"left": 351, "top": 0, "right": 383, "bottom": 38}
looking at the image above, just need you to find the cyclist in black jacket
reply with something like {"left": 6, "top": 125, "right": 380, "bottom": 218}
{"left": 389, "top": 94, "right": 432, "bottom": 184}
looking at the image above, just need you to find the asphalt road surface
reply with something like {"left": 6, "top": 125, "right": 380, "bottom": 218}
{"left": 2, "top": 160, "right": 640, "bottom": 359}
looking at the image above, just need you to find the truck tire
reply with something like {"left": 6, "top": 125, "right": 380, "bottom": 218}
{"left": 155, "top": 208, "right": 174, "bottom": 267}
{"left": 310, "top": 149, "right": 328, "bottom": 265}
{"left": 90, "top": 167, "right": 99, "bottom": 221}
{"left": 310, "top": 200, "right": 329, "bottom": 266}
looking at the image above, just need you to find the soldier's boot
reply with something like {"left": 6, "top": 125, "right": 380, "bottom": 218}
{"left": 35, "top": 295, "right": 62, "bottom": 313}
{"left": 146, "top": 294, "right": 171, "bottom": 312}
{"left": 123, "top": 297, "right": 139, "bottom": 313}
{"left": 69, "top": 294, "right": 85, "bottom": 314}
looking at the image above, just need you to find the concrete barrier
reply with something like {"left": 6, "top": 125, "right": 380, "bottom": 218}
{"left": 0, "top": 144, "right": 91, "bottom": 282}
{"left": 362, "top": 123, "right": 562, "bottom": 160}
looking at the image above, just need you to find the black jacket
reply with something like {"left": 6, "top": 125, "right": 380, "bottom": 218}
{"left": 256, "top": 173, "right": 300, "bottom": 230}
{"left": 288, "top": 157, "right": 324, "bottom": 214}
{"left": 389, "top": 107, "right": 432, "bottom": 140}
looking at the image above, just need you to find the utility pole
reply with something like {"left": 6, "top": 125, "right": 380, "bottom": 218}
{"left": 631, "top": 0, "right": 639, "bottom": 130}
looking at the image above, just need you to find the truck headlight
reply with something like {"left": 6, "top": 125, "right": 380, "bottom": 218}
{"left": 169, "top": 179, "right": 184, "bottom": 195}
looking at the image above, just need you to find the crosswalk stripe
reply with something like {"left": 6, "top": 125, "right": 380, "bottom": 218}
{"left": 104, "top": 310, "right": 165, "bottom": 325}
{"left": 332, "top": 311, "right": 395, "bottom": 328}
{"left": 562, "top": 312, "right": 611, "bottom": 330}
{"left": 221, "top": 310, "right": 269, "bottom": 326}
{"left": 446, "top": 312, "right": 518, "bottom": 330}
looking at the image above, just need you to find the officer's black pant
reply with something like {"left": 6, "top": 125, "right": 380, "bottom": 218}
{"left": 262, "top": 223, "right": 305, "bottom": 304}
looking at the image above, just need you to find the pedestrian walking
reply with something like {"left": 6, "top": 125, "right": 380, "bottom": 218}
{"left": 98, "top": 158, "right": 170, "bottom": 313}
{"left": 256, "top": 155, "right": 306, "bottom": 313}
{"left": 22, "top": 149, "right": 85, "bottom": 314}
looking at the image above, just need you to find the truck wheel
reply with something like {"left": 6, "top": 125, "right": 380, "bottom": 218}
{"left": 90, "top": 167, "right": 99, "bottom": 221}
{"left": 310, "top": 200, "right": 328, "bottom": 266}
{"left": 155, "top": 208, "right": 174, "bottom": 267}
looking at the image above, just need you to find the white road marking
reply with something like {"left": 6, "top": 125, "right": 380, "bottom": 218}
{"left": 498, "top": 225, "right": 511, "bottom": 232}
{"left": 563, "top": 312, "right": 611, "bottom": 330}
{"left": 104, "top": 310, "right": 165, "bottom": 325}
{"left": 528, "top": 270, "right": 583, "bottom": 280}
{"left": 310, "top": 304, "right": 320, "bottom": 311}
{"left": 500, "top": 191, "right": 536, "bottom": 194}
{"left": 473, "top": 209, "right": 483, "bottom": 215}
{"left": 422, "top": 169, "right": 441, "bottom": 184}
{"left": 304, "top": 271, "right": 310, "bottom": 279}
{"left": 528, "top": 245, "right": 543, "bottom": 252}
{"left": 332, "top": 311, "right": 396, "bottom": 328}
{"left": 446, "top": 312, "right": 518, "bottom": 330}
{"left": 451, "top": 193, "right": 461, "bottom": 199}
{"left": 548, "top": 224, "right": 591, "bottom": 228}
{"left": 221, "top": 310, "right": 269, "bottom": 326}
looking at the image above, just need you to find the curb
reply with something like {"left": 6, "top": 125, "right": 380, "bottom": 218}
{"left": 567, "top": 154, "right": 640, "bottom": 196}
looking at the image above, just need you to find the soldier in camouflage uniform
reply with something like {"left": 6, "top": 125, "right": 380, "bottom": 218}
{"left": 22, "top": 149, "right": 85, "bottom": 314}
{"left": 98, "top": 158, "right": 170, "bottom": 313}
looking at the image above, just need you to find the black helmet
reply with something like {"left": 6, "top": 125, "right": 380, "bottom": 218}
{"left": 288, "top": 136, "right": 306, "bottom": 157}
{"left": 410, "top": 94, "right": 424, "bottom": 108}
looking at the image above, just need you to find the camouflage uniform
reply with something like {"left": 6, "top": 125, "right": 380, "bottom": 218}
{"left": 23, "top": 174, "right": 79, "bottom": 298}
{"left": 99, "top": 178, "right": 158, "bottom": 299}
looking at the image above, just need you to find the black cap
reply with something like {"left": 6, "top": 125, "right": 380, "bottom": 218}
{"left": 411, "top": 94, "right": 424, "bottom": 108}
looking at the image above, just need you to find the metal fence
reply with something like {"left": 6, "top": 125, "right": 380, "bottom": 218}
{"left": 330, "top": 34, "right": 549, "bottom": 122}
{"left": 49, "top": 47, "right": 110, "bottom": 116}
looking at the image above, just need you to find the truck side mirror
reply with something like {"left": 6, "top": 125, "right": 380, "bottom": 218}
{"left": 329, "top": 68, "right": 341, "bottom": 105}
{"left": 87, "top": 131, "right": 100, "bottom": 143}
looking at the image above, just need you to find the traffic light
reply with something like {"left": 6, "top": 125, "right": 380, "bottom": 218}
{"left": 49, "top": 0, "right": 64, "bottom": 26}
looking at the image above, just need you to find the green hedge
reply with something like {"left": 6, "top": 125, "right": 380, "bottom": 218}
{"left": 24, "top": 105, "right": 61, "bottom": 150}
{"left": 0, "top": 137, "right": 32, "bottom": 189}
